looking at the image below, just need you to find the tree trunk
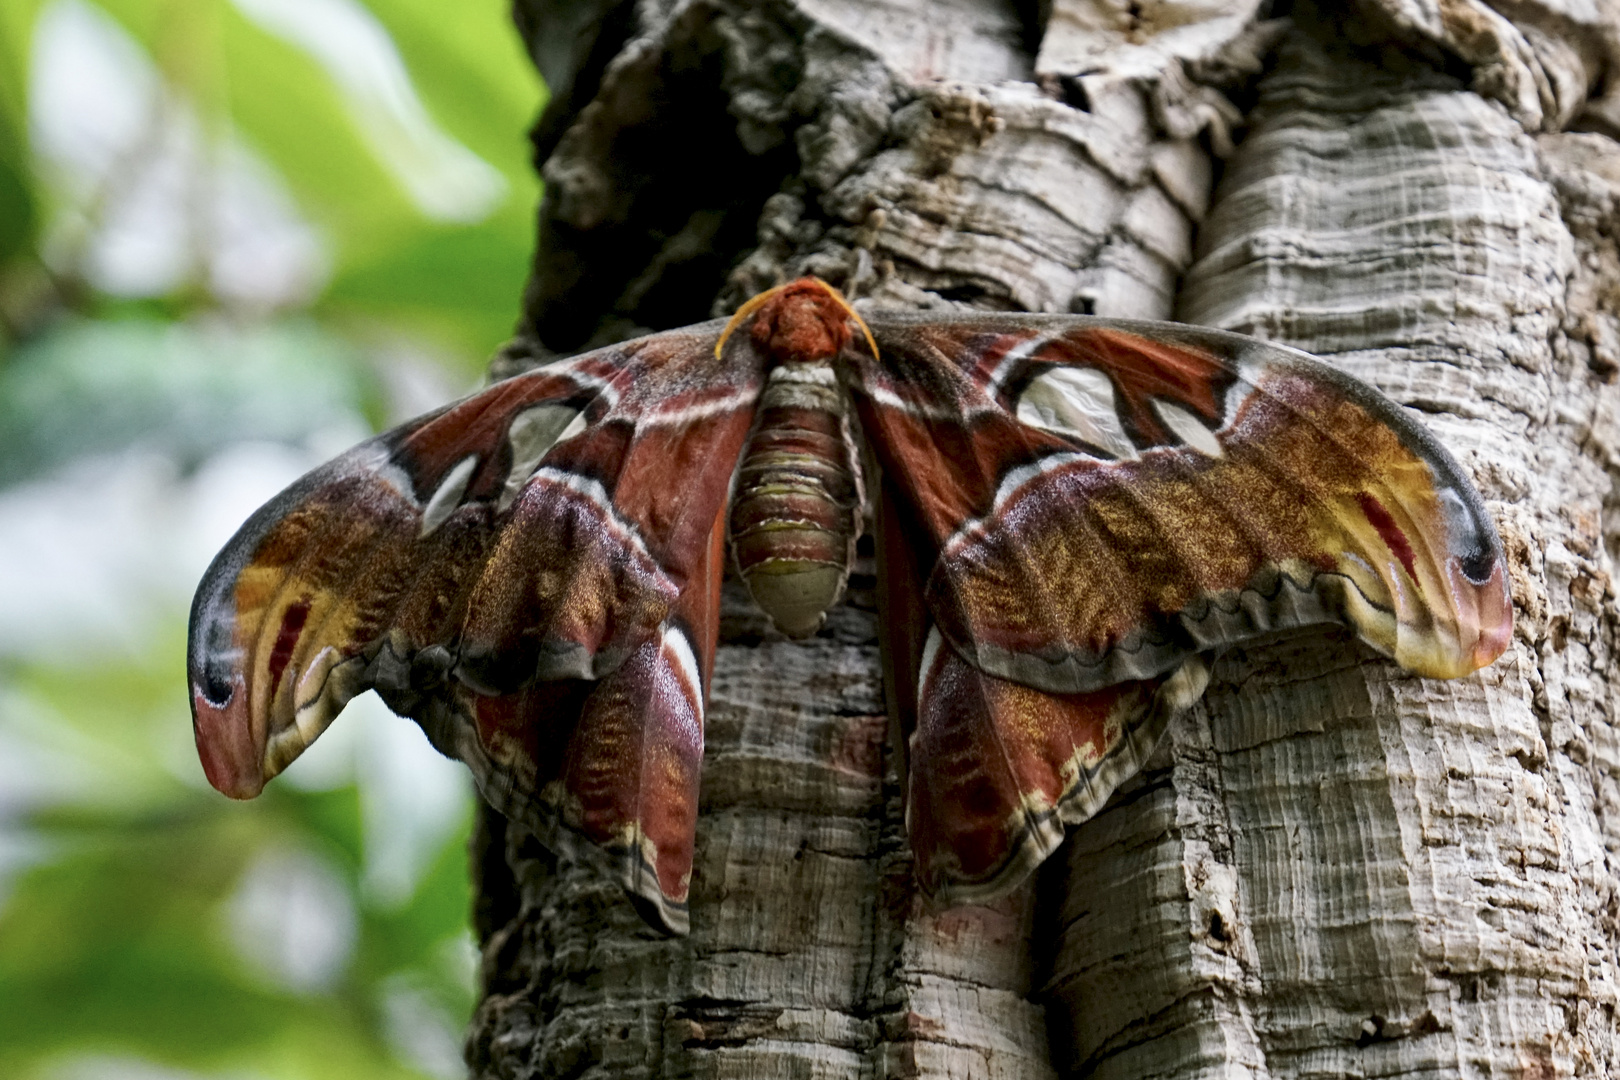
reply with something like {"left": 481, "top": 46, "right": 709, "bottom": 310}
{"left": 467, "top": 1, "right": 1620, "bottom": 1076}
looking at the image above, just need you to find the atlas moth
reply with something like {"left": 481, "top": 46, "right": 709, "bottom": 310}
{"left": 188, "top": 278, "right": 1513, "bottom": 934}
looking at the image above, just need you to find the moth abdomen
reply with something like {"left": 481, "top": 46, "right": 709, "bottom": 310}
{"left": 729, "top": 362, "right": 865, "bottom": 636}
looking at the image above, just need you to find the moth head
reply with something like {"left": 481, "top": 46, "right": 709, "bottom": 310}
{"left": 716, "top": 277, "right": 877, "bottom": 364}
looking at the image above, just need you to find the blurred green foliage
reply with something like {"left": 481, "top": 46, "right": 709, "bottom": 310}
{"left": 0, "top": 0, "right": 541, "bottom": 368}
{"left": 0, "top": 638, "right": 477, "bottom": 1080}
{"left": 0, "top": 0, "right": 544, "bottom": 1076}
{"left": 0, "top": 316, "right": 372, "bottom": 485}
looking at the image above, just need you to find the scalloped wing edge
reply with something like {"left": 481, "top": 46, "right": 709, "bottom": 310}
{"left": 911, "top": 634, "right": 1212, "bottom": 906}
{"left": 408, "top": 687, "right": 691, "bottom": 935}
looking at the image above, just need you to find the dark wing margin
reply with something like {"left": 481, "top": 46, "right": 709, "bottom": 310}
{"left": 851, "top": 311, "right": 1511, "bottom": 903}
{"left": 410, "top": 509, "right": 725, "bottom": 933}
{"left": 188, "top": 321, "right": 757, "bottom": 933}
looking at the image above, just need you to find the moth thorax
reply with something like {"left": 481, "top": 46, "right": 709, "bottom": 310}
{"left": 729, "top": 361, "right": 864, "bottom": 637}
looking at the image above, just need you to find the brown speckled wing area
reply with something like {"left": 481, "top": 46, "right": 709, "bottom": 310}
{"left": 852, "top": 312, "right": 1511, "bottom": 902}
{"left": 188, "top": 322, "right": 756, "bottom": 933}
{"left": 852, "top": 314, "right": 1511, "bottom": 693}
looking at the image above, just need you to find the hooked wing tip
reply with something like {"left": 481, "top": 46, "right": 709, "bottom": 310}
{"left": 1396, "top": 556, "right": 1513, "bottom": 679}
{"left": 191, "top": 678, "right": 267, "bottom": 799}
{"left": 1464, "top": 558, "right": 1514, "bottom": 672}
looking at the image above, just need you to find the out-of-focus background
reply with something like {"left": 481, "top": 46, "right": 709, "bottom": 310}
{"left": 0, "top": 1, "right": 543, "bottom": 1076}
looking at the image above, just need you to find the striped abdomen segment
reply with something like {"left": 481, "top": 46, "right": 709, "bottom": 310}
{"left": 729, "top": 361, "right": 864, "bottom": 636}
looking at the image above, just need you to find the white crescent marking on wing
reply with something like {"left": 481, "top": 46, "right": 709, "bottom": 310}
{"left": 525, "top": 467, "right": 659, "bottom": 564}
{"left": 419, "top": 454, "right": 480, "bottom": 536}
{"left": 861, "top": 384, "right": 961, "bottom": 420}
{"left": 660, "top": 624, "right": 705, "bottom": 720}
{"left": 1153, "top": 400, "right": 1224, "bottom": 458}
{"left": 939, "top": 452, "right": 1092, "bottom": 557}
{"left": 1221, "top": 361, "right": 1262, "bottom": 431}
{"left": 917, "top": 625, "right": 945, "bottom": 702}
{"left": 499, "top": 403, "right": 586, "bottom": 512}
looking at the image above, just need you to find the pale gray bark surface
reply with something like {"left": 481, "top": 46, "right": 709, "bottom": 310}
{"left": 470, "top": 1, "right": 1620, "bottom": 1076}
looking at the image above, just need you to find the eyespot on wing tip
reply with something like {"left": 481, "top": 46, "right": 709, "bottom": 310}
{"left": 191, "top": 680, "right": 268, "bottom": 799}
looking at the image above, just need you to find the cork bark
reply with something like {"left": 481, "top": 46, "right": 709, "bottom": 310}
{"left": 469, "top": 1, "right": 1620, "bottom": 1075}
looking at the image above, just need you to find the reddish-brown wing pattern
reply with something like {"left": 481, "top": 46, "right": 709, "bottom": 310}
{"left": 189, "top": 324, "right": 757, "bottom": 932}
{"left": 850, "top": 311, "right": 1510, "bottom": 899}
{"left": 190, "top": 279, "right": 1512, "bottom": 931}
